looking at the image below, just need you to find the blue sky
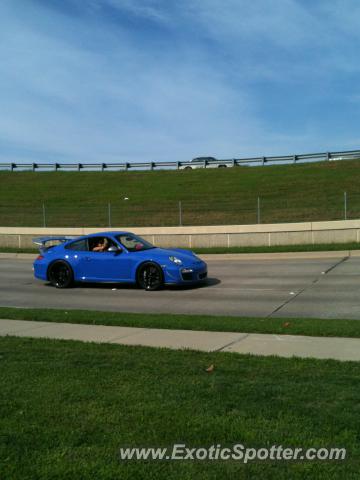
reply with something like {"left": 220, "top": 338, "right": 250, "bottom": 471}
{"left": 0, "top": 0, "right": 360, "bottom": 164}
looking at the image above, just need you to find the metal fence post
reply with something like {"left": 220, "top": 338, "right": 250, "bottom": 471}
{"left": 344, "top": 192, "right": 347, "bottom": 220}
{"left": 108, "top": 203, "right": 112, "bottom": 228}
{"left": 42, "top": 203, "right": 46, "bottom": 227}
{"left": 179, "top": 201, "right": 182, "bottom": 226}
{"left": 257, "top": 197, "right": 261, "bottom": 224}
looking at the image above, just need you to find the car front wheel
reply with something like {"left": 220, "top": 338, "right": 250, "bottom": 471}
{"left": 137, "top": 262, "right": 163, "bottom": 291}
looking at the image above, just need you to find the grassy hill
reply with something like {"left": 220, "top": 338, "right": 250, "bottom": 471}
{"left": 1, "top": 159, "right": 360, "bottom": 227}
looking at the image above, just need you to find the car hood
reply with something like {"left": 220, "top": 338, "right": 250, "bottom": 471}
{"left": 137, "top": 247, "right": 204, "bottom": 265}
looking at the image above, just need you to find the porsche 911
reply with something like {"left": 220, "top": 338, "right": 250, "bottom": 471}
{"left": 33, "top": 231, "right": 208, "bottom": 291}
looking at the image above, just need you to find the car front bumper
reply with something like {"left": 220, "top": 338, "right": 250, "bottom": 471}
{"left": 163, "top": 261, "right": 208, "bottom": 285}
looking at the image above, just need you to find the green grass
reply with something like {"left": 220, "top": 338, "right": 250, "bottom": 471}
{"left": 0, "top": 336, "right": 359, "bottom": 479}
{"left": 2, "top": 241, "right": 360, "bottom": 256}
{"left": 0, "top": 247, "right": 38, "bottom": 254}
{"left": 1, "top": 307, "right": 360, "bottom": 338}
{"left": 1, "top": 159, "right": 360, "bottom": 227}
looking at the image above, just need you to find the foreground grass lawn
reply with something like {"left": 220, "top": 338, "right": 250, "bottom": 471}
{"left": 1, "top": 306, "right": 360, "bottom": 339}
{"left": 0, "top": 336, "right": 359, "bottom": 479}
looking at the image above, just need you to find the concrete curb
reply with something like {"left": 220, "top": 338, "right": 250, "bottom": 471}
{"left": 1, "top": 319, "right": 359, "bottom": 361}
{"left": 1, "top": 250, "right": 360, "bottom": 261}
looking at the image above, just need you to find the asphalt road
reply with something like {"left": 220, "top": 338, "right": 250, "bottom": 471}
{"left": 1, "top": 255, "right": 360, "bottom": 319}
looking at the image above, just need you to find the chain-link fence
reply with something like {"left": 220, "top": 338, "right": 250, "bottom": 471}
{"left": 1, "top": 192, "right": 359, "bottom": 227}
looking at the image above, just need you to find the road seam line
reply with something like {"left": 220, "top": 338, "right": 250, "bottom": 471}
{"left": 266, "top": 255, "right": 350, "bottom": 318}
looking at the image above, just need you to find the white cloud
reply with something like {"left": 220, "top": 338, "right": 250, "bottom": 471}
{"left": 0, "top": 0, "right": 266, "bottom": 163}
{"left": 98, "top": 0, "right": 170, "bottom": 23}
{"left": 184, "top": 0, "right": 320, "bottom": 47}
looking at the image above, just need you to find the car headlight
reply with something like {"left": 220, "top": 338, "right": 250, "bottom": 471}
{"left": 169, "top": 256, "right": 183, "bottom": 265}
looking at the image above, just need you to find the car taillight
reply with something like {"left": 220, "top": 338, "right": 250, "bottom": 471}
{"left": 36, "top": 255, "right": 44, "bottom": 260}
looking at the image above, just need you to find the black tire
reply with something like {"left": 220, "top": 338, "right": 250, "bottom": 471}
{"left": 218, "top": 164, "right": 227, "bottom": 168}
{"left": 137, "top": 262, "right": 163, "bottom": 291}
{"left": 184, "top": 166, "right": 192, "bottom": 170}
{"left": 48, "top": 261, "right": 74, "bottom": 288}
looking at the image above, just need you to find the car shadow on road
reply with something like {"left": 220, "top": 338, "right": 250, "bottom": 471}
{"left": 44, "top": 277, "right": 221, "bottom": 291}
{"left": 167, "top": 277, "right": 221, "bottom": 290}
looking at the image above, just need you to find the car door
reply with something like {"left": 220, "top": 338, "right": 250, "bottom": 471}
{"left": 79, "top": 237, "right": 134, "bottom": 282}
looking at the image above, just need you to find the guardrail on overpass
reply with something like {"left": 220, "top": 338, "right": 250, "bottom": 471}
{"left": 0, "top": 149, "right": 359, "bottom": 172}
{"left": 1, "top": 220, "right": 360, "bottom": 249}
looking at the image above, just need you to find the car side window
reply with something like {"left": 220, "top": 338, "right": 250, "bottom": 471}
{"left": 65, "top": 239, "right": 88, "bottom": 251}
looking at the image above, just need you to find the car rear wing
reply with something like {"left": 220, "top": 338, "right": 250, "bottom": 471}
{"left": 32, "top": 236, "right": 76, "bottom": 252}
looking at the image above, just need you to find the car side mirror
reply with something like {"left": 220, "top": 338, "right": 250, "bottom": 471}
{"left": 108, "top": 246, "right": 122, "bottom": 255}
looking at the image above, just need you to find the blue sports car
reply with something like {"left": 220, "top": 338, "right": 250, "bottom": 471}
{"left": 33, "top": 231, "right": 208, "bottom": 291}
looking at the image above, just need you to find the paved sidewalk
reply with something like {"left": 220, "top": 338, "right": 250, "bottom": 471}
{"left": 1, "top": 319, "right": 360, "bottom": 361}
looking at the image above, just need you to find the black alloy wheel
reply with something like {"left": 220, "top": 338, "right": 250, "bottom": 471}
{"left": 48, "top": 261, "right": 73, "bottom": 288}
{"left": 137, "top": 262, "right": 163, "bottom": 291}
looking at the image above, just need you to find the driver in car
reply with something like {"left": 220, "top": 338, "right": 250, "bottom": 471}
{"left": 92, "top": 238, "right": 109, "bottom": 252}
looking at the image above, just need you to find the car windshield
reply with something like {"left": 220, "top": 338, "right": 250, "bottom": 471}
{"left": 116, "top": 234, "right": 155, "bottom": 252}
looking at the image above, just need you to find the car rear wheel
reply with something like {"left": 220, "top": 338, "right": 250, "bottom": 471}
{"left": 137, "top": 262, "right": 163, "bottom": 291}
{"left": 48, "top": 261, "right": 73, "bottom": 288}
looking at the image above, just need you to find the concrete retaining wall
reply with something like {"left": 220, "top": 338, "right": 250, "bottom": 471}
{"left": 1, "top": 220, "right": 360, "bottom": 249}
